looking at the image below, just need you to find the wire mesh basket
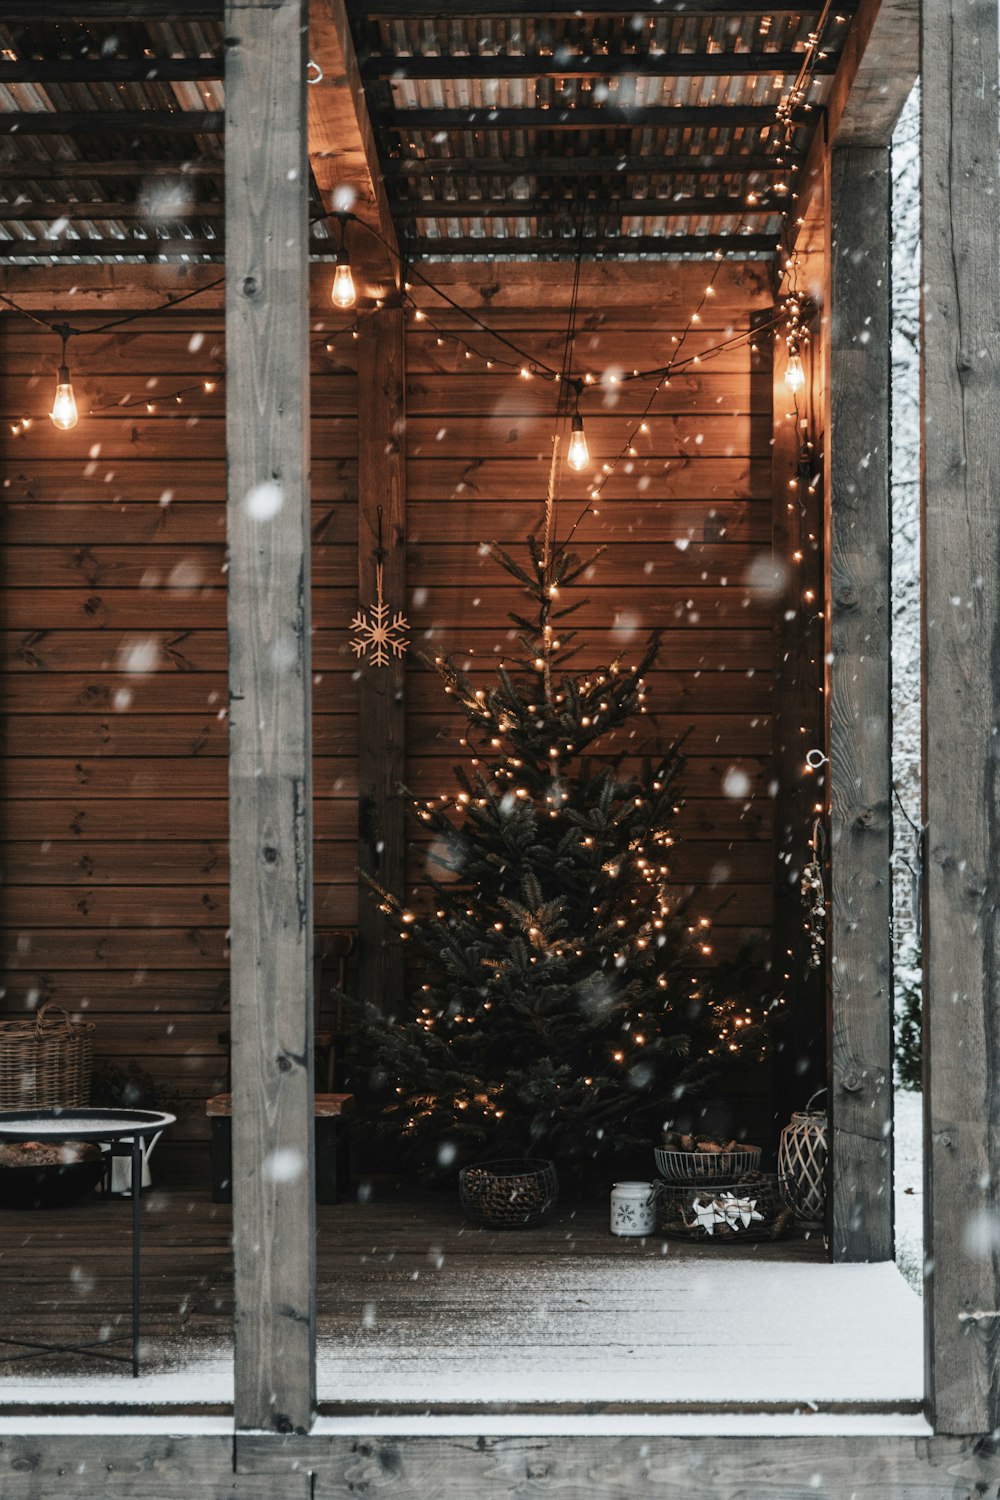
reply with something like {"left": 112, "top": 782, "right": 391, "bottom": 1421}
{"left": 654, "top": 1145, "right": 762, "bottom": 1182}
{"left": 657, "top": 1173, "right": 794, "bottom": 1242}
{"left": 459, "top": 1158, "right": 559, "bottom": 1228}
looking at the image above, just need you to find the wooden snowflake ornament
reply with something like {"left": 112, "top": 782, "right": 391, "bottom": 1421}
{"left": 351, "top": 561, "right": 409, "bottom": 667}
{"left": 351, "top": 504, "right": 408, "bottom": 667}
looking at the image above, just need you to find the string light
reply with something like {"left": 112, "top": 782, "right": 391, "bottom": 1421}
{"left": 49, "top": 324, "right": 78, "bottom": 431}
{"left": 326, "top": 210, "right": 358, "bottom": 308}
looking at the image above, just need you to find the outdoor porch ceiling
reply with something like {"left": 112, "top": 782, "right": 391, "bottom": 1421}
{"left": 347, "top": 0, "right": 853, "bottom": 261}
{"left": 0, "top": 2, "right": 852, "bottom": 266}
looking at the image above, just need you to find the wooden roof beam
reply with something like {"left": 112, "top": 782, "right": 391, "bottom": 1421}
{"left": 393, "top": 196, "right": 776, "bottom": 218}
{"left": 360, "top": 52, "right": 838, "bottom": 81}
{"left": 383, "top": 154, "right": 802, "bottom": 177}
{"left": 385, "top": 104, "right": 807, "bottom": 130}
{"left": 308, "top": 0, "right": 400, "bottom": 295}
{"left": 0, "top": 59, "right": 223, "bottom": 84}
{"left": 831, "top": 0, "right": 918, "bottom": 146}
{"left": 409, "top": 232, "right": 775, "bottom": 256}
{"left": 0, "top": 159, "right": 222, "bottom": 178}
{"left": 2, "top": 1, "right": 220, "bottom": 14}
{"left": 791, "top": 0, "right": 917, "bottom": 236}
{"left": 0, "top": 110, "right": 224, "bottom": 133}
{"left": 352, "top": 0, "right": 842, "bottom": 15}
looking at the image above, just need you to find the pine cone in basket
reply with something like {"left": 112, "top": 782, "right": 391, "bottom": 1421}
{"left": 463, "top": 1168, "right": 546, "bottom": 1219}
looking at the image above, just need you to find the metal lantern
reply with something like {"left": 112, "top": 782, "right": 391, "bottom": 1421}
{"left": 778, "top": 1089, "right": 828, "bottom": 1229}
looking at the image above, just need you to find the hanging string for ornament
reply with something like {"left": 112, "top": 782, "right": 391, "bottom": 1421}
{"left": 350, "top": 504, "right": 409, "bottom": 668}
{"left": 801, "top": 815, "right": 827, "bottom": 970}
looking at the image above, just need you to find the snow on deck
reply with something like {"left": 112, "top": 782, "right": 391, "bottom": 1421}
{"left": 0, "top": 1260, "right": 922, "bottom": 1410}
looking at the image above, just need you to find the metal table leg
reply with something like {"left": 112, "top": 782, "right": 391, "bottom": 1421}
{"left": 131, "top": 1133, "right": 142, "bottom": 1378}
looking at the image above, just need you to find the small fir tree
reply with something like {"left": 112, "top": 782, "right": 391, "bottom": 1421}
{"left": 357, "top": 534, "right": 767, "bottom": 1171}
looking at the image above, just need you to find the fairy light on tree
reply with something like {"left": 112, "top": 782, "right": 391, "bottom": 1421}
{"left": 355, "top": 445, "right": 770, "bottom": 1172}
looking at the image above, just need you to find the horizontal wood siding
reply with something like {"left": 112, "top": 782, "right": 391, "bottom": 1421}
{"left": 0, "top": 279, "right": 775, "bottom": 1140}
{"left": 400, "top": 290, "right": 775, "bottom": 982}
{"left": 0, "top": 312, "right": 357, "bottom": 1142}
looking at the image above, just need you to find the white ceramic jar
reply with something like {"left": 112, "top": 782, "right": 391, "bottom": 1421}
{"left": 610, "top": 1180, "right": 658, "bottom": 1236}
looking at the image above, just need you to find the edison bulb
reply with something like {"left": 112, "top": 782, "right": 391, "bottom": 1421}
{"left": 50, "top": 368, "right": 78, "bottom": 430}
{"left": 567, "top": 414, "right": 590, "bottom": 472}
{"left": 331, "top": 255, "right": 356, "bottom": 309}
{"left": 784, "top": 351, "right": 805, "bottom": 393}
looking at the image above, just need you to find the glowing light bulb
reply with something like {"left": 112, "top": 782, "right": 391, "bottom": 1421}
{"left": 785, "top": 351, "right": 805, "bottom": 392}
{"left": 567, "top": 412, "right": 590, "bottom": 472}
{"left": 331, "top": 252, "right": 356, "bottom": 309}
{"left": 50, "top": 364, "right": 78, "bottom": 430}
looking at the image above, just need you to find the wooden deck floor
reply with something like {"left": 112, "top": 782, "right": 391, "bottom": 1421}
{"left": 0, "top": 1178, "right": 923, "bottom": 1414}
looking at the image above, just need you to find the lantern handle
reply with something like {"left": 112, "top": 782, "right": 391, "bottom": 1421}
{"left": 805, "top": 1086, "right": 827, "bottom": 1112}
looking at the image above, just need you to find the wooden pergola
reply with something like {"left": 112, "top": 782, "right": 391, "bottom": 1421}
{"left": 2, "top": 0, "right": 1000, "bottom": 1492}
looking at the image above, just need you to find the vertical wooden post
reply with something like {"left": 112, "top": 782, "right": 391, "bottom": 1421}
{"left": 225, "top": 0, "right": 315, "bottom": 1434}
{"left": 921, "top": 0, "right": 1000, "bottom": 1437}
{"left": 828, "top": 146, "right": 894, "bottom": 1263}
{"left": 357, "top": 308, "right": 406, "bottom": 1014}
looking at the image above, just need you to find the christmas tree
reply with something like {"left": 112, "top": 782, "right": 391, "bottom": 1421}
{"left": 356, "top": 522, "right": 768, "bottom": 1173}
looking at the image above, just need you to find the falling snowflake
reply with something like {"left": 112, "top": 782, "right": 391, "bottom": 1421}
{"left": 351, "top": 562, "right": 408, "bottom": 668}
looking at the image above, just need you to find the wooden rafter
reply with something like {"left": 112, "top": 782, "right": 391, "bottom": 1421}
{"left": 0, "top": 59, "right": 223, "bottom": 83}
{"left": 383, "top": 104, "right": 807, "bottom": 130}
{"left": 407, "top": 232, "right": 775, "bottom": 256}
{"left": 308, "top": 0, "right": 399, "bottom": 295}
{"left": 360, "top": 52, "right": 839, "bottom": 80}
{"left": 391, "top": 196, "right": 775, "bottom": 218}
{"left": 0, "top": 110, "right": 224, "bottom": 134}
{"left": 382, "top": 155, "right": 801, "bottom": 177}
{"left": 352, "top": 0, "right": 840, "bottom": 15}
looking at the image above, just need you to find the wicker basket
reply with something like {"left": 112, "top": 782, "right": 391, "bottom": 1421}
{"left": 654, "top": 1145, "right": 761, "bottom": 1182}
{"left": 459, "top": 1158, "right": 559, "bottom": 1228}
{"left": 0, "top": 1003, "right": 95, "bottom": 1110}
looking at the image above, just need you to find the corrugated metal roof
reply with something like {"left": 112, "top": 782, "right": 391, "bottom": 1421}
{"left": 0, "top": 5, "right": 851, "bottom": 264}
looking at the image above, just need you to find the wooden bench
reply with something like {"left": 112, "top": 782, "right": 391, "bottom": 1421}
{"left": 205, "top": 1092, "right": 355, "bottom": 1205}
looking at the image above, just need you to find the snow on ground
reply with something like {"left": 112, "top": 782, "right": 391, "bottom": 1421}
{"left": 894, "top": 1088, "right": 923, "bottom": 1293}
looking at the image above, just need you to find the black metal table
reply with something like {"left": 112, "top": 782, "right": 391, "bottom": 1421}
{"left": 0, "top": 1107, "right": 175, "bottom": 1377}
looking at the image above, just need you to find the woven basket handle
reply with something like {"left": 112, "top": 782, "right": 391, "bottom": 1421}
{"left": 34, "top": 1001, "right": 76, "bottom": 1036}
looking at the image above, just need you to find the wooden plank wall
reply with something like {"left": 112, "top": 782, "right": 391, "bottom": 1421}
{"left": 0, "top": 311, "right": 357, "bottom": 1143}
{"left": 0, "top": 262, "right": 779, "bottom": 1144}
{"left": 401, "top": 266, "right": 778, "bottom": 973}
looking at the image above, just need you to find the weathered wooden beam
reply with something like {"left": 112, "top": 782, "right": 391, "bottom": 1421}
{"left": 308, "top": 0, "right": 399, "bottom": 295}
{"left": 409, "top": 233, "right": 776, "bottom": 257}
{"left": 833, "top": 0, "right": 918, "bottom": 146}
{"left": 0, "top": 111, "right": 224, "bottom": 135}
{"left": 921, "top": 0, "right": 1000, "bottom": 1439}
{"left": 791, "top": 0, "right": 918, "bottom": 243}
{"left": 357, "top": 307, "right": 406, "bottom": 1021}
{"left": 0, "top": 59, "right": 223, "bottom": 83}
{"left": 361, "top": 51, "right": 838, "bottom": 81}
{"left": 11, "top": 1428, "right": 1000, "bottom": 1500}
{"left": 225, "top": 0, "right": 316, "bottom": 1436}
{"left": 828, "top": 145, "right": 893, "bottom": 1263}
{"left": 383, "top": 154, "right": 802, "bottom": 178}
{"left": 385, "top": 104, "right": 806, "bottom": 131}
